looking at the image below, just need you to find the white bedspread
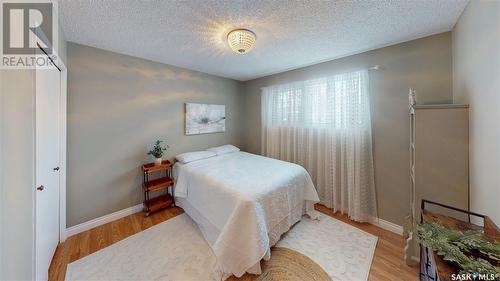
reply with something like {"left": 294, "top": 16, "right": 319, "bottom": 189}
{"left": 174, "top": 152, "right": 319, "bottom": 279}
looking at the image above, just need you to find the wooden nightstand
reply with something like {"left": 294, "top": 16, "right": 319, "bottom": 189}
{"left": 142, "top": 160, "right": 174, "bottom": 216}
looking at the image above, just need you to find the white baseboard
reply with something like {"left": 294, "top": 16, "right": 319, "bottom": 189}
{"left": 65, "top": 204, "right": 403, "bottom": 238}
{"left": 66, "top": 204, "right": 143, "bottom": 238}
{"left": 369, "top": 216, "right": 404, "bottom": 236}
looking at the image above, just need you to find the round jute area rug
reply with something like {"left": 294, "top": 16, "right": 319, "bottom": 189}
{"left": 228, "top": 247, "right": 331, "bottom": 281}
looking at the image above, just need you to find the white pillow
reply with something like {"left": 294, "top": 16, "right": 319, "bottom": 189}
{"left": 206, "top": 144, "right": 240, "bottom": 155}
{"left": 176, "top": 151, "right": 216, "bottom": 164}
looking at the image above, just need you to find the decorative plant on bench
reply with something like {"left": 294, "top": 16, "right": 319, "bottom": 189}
{"left": 418, "top": 222, "right": 500, "bottom": 276}
{"left": 147, "top": 140, "right": 169, "bottom": 165}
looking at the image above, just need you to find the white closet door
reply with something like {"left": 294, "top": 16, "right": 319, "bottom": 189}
{"left": 35, "top": 63, "right": 61, "bottom": 281}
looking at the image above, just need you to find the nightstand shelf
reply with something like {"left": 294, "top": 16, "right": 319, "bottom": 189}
{"left": 142, "top": 160, "right": 174, "bottom": 216}
{"left": 144, "top": 193, "right": 174, "bottom": 213}
{"left": 143, "top": 176, "right": 174, "bottom": 193}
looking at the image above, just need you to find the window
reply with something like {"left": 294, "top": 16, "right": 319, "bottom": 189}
{"left": 262, "top": 70, "right": 369, "bottom": 129}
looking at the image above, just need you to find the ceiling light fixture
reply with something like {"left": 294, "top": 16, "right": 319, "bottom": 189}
{"left": 227, "top": 29, "right": 256, "bottom": 54}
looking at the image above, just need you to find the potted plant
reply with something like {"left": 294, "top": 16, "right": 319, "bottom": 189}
{"left": 147, "top": 140, "right": 168, "bottom": 165}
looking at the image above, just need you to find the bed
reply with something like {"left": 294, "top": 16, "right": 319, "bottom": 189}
{"left": 173, "top": 150, "right": 319, "bottom": 280}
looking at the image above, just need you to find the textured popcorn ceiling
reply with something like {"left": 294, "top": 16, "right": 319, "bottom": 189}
{"left": 59, "top": 0, "right": 468, "bottom": 81}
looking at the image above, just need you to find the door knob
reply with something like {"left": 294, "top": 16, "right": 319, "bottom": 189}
{"left": 37, "top": 185, "right": 44, "bottom": 191}
{"left": 53, "top": 167, "right": 60, "bottom": 171}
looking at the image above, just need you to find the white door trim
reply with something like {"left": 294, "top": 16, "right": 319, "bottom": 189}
{"left": 58, "top": 58, "right": 67, "bottom": 243}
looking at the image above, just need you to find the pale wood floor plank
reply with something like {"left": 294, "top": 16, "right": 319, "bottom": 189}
{"left": 49, "top": 205, "right": 418, "bottom": 281}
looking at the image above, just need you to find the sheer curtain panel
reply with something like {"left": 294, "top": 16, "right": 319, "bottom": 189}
{"left": 261, "top": 70, "right": 377, "bottom": 222}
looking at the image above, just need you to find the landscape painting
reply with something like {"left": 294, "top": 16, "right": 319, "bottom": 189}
{"left": 185, "top": 103, "right": 226, "bottom": 135}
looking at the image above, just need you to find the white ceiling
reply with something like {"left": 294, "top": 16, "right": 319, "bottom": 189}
{"left": 59, "top": 0, "right": 468, "bottom": 81}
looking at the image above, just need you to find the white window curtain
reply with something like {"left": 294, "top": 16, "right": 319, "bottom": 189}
{"left": 261, "top": 70, "right": 377, "bottom": 222}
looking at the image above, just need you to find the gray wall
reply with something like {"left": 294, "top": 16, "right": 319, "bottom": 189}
{"left": 66, "top": 43, "right": 244, "bottom": 227}
{"left": 0, "top": 70, "right": 36, "bottom": 280}
{"left": 242, "top": 33, "right": 453, "bottom": 225}
{"left": 452, "top": 0, "right": 500, "bottom": 225}
{"left": 1, "top": 70, "right": 2, "bottom": 281}
{"left": 0, "top": 82, "right": 1, "bottom": 281}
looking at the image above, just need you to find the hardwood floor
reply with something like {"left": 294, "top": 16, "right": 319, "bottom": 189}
{"left": 49, "top": 205, "right": 419, "bottom": 281}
